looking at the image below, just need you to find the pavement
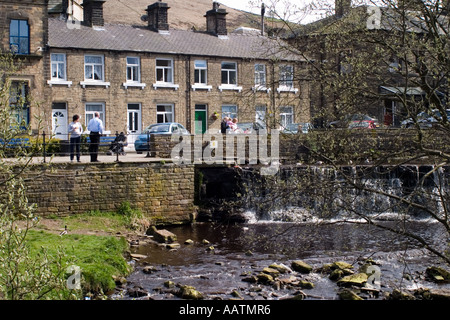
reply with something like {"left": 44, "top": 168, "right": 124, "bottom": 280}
{"left": 23, "top": 146, "right": 170, "bottom": 165}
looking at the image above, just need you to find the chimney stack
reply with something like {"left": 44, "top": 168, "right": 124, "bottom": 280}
{"left": 147, "top": 1, "right": 170, "bottom": 33}
{"left": 83, "top": 0, "right": 106, "bottom": 27}
{"left": 335, "top": 0, "right": 351, "bottom": 18}
{"left": 205, "top": 2, "right": 228, "bottom": 37}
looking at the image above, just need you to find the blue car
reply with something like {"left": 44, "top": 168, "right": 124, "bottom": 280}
{"left": 134, "top": 122, "right": 190, "bottom": 153}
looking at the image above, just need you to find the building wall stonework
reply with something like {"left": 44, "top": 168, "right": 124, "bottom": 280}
{"left": 9, "top": 162, "right": 196, "bottom": 225}
{"left": 43, "top": 48, "right": 311, "bottom": 136}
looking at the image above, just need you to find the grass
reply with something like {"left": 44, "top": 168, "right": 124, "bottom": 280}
{"left": 21, "top": 202, "right": 148, "bottom": 299}
{"left": 26, "top": 230, "right": 131, "bottom": 298}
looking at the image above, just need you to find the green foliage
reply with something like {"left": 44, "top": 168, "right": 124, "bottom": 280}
{"left": 25, "top": 230, "right": 130, "bottom": 296}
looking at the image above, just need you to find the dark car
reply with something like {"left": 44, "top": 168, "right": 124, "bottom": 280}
{"left": 134, "top": 122, "right": 190, "bottom": 153}
{"left": 329, "top": 114, "right": 380, "bottom": 129}
{"left": 401, "top": 109, "right": 450, "bottom": 128}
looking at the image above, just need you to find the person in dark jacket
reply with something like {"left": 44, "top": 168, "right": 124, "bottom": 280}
{"left": 221, "top": 117, "right": 230, "bottom": 134}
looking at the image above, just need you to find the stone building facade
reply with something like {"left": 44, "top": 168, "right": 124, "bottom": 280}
{"left": 1, "top": 0, "right": 311, "bottom": 147}
{"left": 0, "top": 0, "right": 48, "bottom": 130}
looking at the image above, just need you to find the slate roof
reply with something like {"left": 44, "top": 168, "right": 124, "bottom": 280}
{"left": 48, "top": 18, "right": 300, "bottom": 61}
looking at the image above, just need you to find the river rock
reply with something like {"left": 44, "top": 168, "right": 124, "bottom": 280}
{"left": 147, "top": 226, "right": 177, "bottom": 243}
{"left": 262, "top": 267, "right": 280, "bottom": 277}
{"left": 339, "top": 289, "right": 364, "bottom": 300}
{"left": 329, "top": 269, "right": 344, "bottom": 281}
{"left": 164, "top": 280, "right": 176, "bottom": 288}
{"left": 426, "top": 266, "right": 450, "bottom": 282}
{"left": 166, "top": 243, "right": 180, "bottom": 250}
{"left": 177, "top": 285, "right": 204, "bottom": 300}
{"left": 299, "top": 280, "right": 314, "bottom": 289}
{"left": 291, "top": 260, "right": 313, "bottom": 273}
{"left": 333, "top": 261, "right": 354, "bottom": 270}
{"left": 184, "top": 239, "right": 194, "bottom": 245}
{"left": 269, "top": 263, "right": 292, "bottom": 274}
{"left": 390, "top": 289, "right": 415, "bottom": 300}
{"left": 128, "top": 285, "right": 148, "bottom": 298}
{"left": 337, "top": 273, "right": 368, "bottom": 287}
{"left": 427, "top": 288, "right": 450, "bottom": 300}
{"left": 257, "top": 272, "right": 274, "bottom": 284}
{"left": 142, "top": 265, "right": 158, "bottom": 274}
{"left": 130, "top": 253, "right": 147, "bottom": 261}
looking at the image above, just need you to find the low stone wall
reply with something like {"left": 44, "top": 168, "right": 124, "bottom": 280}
{"left": 11, "top": 162, "right": 196, "bottom": 225}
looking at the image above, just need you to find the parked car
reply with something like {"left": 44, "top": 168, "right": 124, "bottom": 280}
{"left": 134, "top": 122, "right": 190, "bottom": 153}
{"left": 329, "top": 114, "right": 380, "bottom": 129}
{"left": 281, "top": 122, "right": 312, "bottom": 134}
{"left": 231, "top": 121, "right": 266, "bottom": 134}
{"left": 401, "top": 109, "right": 450, "bottom": 128}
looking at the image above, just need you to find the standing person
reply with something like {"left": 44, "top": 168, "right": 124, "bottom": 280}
{"left": 87, "top": 112, "right": 104, "bottom": 162}
{"left": 221, "top": 117, "right": 229, "bottom": 134}
{"left": 68, "top": 114, "right": 83, "bottom": 163}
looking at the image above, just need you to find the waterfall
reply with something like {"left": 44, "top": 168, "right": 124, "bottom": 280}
{"left": 238, "top": 164, "right": 449, "bottom": 223}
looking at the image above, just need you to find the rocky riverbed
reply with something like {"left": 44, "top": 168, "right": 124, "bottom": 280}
{"left": 111, "top": 221, "right": 450, "bottom": 301}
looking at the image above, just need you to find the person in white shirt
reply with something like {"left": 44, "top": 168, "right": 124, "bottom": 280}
{"left": 68, "top": 114, "right": 83, "bottom": 162}
{"left": 87, "top": 112, "right": 104, "bottom": 162}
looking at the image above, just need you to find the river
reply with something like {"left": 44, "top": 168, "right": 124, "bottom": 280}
{"left": 118, "top": 214, "right": 449, "bottom": 301}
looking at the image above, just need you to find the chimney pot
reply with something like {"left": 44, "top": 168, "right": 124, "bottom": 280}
{"left": 83, "top": 0, "right": 106, "bottom": 27}
{"left": 335, "top": 0, "right": 351, "bottom": 18}
{"left": 147, "top": 1, "right": 170, "bottom": 32}
{"left": 205, "top": 1, "right": 228, "bottom": 36}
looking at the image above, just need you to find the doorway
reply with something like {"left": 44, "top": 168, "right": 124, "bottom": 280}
{"left": 127, "top": 103, "right": 141, "bottom": 149}
{"left": 52, "top": 102, "right": 68, "bottom": 140}
{"left": 194, "top": 104, "right": 207, "bottom": 135}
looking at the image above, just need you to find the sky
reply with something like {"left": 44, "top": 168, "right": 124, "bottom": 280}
{"left": 217, "top": 0, "right": 330, "bottom": 24}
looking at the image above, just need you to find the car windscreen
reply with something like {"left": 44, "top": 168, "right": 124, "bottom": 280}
{"left": 145, "top": 124, "right": 170, "bottom": 133}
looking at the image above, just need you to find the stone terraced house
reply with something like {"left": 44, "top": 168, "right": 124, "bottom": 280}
{"left": 1, "top": 0, "right": 311, "bottom": 147}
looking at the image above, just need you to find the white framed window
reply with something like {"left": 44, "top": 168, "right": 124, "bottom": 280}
{"left": 127, "top": 57, "right": 140, "bottom": 82}
{"left": 48, "top": 53, "right": 72, "bottom": 87}
{"left": 81, "top": 55, "right": 110, "bottom": 88}
{"left": 85, "top": 55, "right": 104, "bottom": 81}
{"left": 192, "top": 60, "right": 212, "bottom": 91}
{"left": 219, "top": 62, "right": 242, "bottom": 92}
{"left": 221, "top": 62, "right": 237, "bottom": 85}
{"left": 123, "top": 57, "right": 145, "bottom": 89}
{"left": 85, "top": 102, "right": 105, "bottom": 127}
{"left": 153, "top": 58, "right": 179, "bottom": 90}
{"left": 156, "top": 58, "right": 173, "bottom": 83}
{"left": 222, "top": 105, "right": 237, "bottom": 119}
{"left": 279, "top": 65, "right": 293, "bottom": 87}
{"left": 253, "top": 64, "right": 270, "bottom": 93}
{"left": 51, "top": 53, "right": 66, "bottom": 80}
{"left": 280, "top": 106, "right": 294, "bottom": 128}
{"left": 156, "top": 104, "right": 174, "bottom": 123}
{"left": 254, "top": 64, "right": 266, "bottom": 86}
{"left": 278, "top": 64, "right": 298, "bottom": 94}
{"left": 194, "top": 60, "right": 207, "bottom": 84}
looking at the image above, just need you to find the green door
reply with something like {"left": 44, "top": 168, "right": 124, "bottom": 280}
{"left": 194, "top": 109, "right": 207, "bottom": 135}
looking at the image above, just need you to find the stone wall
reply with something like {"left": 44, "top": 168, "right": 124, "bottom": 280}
{"left": 13, "top": 162, "right": 196, "bottom": 225}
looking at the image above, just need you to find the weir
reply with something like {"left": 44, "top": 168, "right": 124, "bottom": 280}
{"left": 196, "top": 164, "right": 450, "bottom": 223}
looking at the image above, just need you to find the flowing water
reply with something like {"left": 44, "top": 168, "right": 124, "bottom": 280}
{"left": 118, "top": 217, "right": 449, "bottom": 300}
{"left": 115, "top": 165, "right": 450, "bottom": 300}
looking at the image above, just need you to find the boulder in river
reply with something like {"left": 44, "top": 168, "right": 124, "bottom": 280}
{"left": 269, "top": 263, "right": 292, "bottom": 274}
{"left": 291, "top": 260, "right": 313, "bottom": 274}
{"left": 147, "top": 226, "right": 177, "bottom": 243}
{"left": 337, "top": 273, "right": 368, "bottom": 287}
{"left": 339, "top": 288, "right": 364, "bottom": 300}
{"left": 177, "top": 285, "right": 204, "bottom": 300}
{"left": 425, "top": 266, "right": 450, "bottom": 283}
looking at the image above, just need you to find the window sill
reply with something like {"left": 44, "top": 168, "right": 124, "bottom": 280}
{"left": 277, "top": 86, "right": 298, "bottom": 94}
{"left": 218, "top": 85, "right": 243, "bottom": 93}
{"left": 123, "top": 82, "right": 146, "bottom": 90}
{"left": 192, "top": 84, "right": 213, "bottom": 91}
{"left": 153, "top": 82, "right": 179, "bottom": 90}
{"left": 47, "top": 80, "right": 73, "bottom": 88}
{"left": 80, "top": 81, "right": 111, "bottom": 88}
{"left": 252, "top": 86, "right": 271, "bottom": 93}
